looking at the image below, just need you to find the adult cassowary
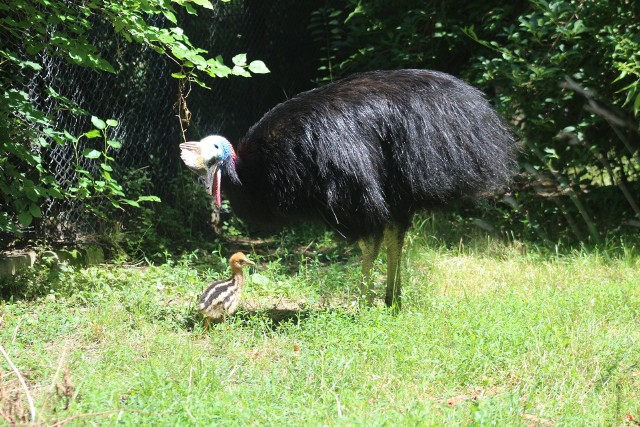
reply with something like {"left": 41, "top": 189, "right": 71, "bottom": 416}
{"left": 180, "top": 69, "right": 517, "bottom": 309}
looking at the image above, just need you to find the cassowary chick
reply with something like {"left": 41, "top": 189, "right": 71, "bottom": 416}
{"left": 199, "top": 252, "right": 254, "bottom": 326}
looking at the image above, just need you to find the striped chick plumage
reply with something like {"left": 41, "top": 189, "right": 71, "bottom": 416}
{"left": 198, "top": 252, "right": 254, "bottom": 323}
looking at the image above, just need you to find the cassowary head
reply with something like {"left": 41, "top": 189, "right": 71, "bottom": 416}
{"left": 179, "top": 135, "right": 236, "bottom": 206}
{"left": 229, "top": 251, "right": 255, "bottom": 273}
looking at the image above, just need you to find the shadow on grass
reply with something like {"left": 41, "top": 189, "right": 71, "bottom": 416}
{"left": 179, "top": 309, "right": 312, "bottom": 332}
{"left": 237, "top": 305, "right": 368, "bottom": 330}
{"left": 172, "top": 306, "right": 314, "bottom": 331}
{"left": 236, "top": 307, "right": 315, "bottom": 327}
{"left": 214, "top": 223, "right": 357, "bottom": 277}
{"left": 181, "top": 298, "right": 365, "bottom": 332}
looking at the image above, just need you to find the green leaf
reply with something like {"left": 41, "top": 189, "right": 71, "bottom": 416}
{"left": 84, "top": 129, "right": 101, "bottom": 139}
{"left": 106, "top": 119, "right": 118, "bottom": 127}
{"left": 91, "top": 116, "right": 106, "bottom": 130}
{"left": 29, "top": 204, "right": 42, "bottom": 218}
{"left": 158, "top": 32, "right": 176, "bottom": 44}
{"left": 122, "top": 199, "right": 140, "bottom": 208}
{"left": 248, "top": 60, "right": 270, "bottom": 74}
{"left": 543, "top": 148, "right": 559, "bottom": 159}
{"left": 170, "top": 46, "right": 190, "bottom": 60}
{"left": 107, "top": 140, "right": 122, "bottom": 149}
{"left": 232, "top": 65, "right": 251, "bottom": 77}
{"left": 634, "top": 93, "right": 640, "bottom": 114}
{"left": 82, "top": 149, "right": 101, "bottom": 159}
{"left": 137, "top": 195, "right": 161, "bottom": 203}
{"left": 613, "top": 71, "right": 627, "bottom": 83}
{"left": 184, "top": 3, "right": 197, "bottom": 14}
{"left": 345, "top": 4, "right": 365, "bottom": 23}
{"left": 18, "top": 212, "right": 33, "bottom": 227}
{"left": 48, "top": 187, "right": 64, "bottom": 199}
{"left": 191, "top": 0, "right": 214, "bottom": 8}
{"left": 163, "top": 11, "right": 177, "bottom": 24}
{"left": 25, "top": 187, "right": 39, "bottom": 202}
{"left": 251, "top": 273, "right": 270, "bottom": 286}
{"left": 23, "top": 60, "right": 42, "bottom": 71}
{"left": 232, "top": 53, "right": 247, "bottom": 66}
{"left": 63, "top": 130, "right": 77, "bottom": 143}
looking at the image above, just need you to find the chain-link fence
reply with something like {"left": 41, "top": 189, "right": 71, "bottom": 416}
{"left": 5, "top": 0, "right": 324, "bottom": 244}
{"left": 27, "top": 15, "right": 179, "bottom": 240}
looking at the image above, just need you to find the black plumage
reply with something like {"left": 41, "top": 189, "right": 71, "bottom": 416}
{"left": 180, "top": 69, "right": 517, "bottom": 309}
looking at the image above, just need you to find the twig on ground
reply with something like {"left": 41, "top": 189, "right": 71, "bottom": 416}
{"left": 0, "top": 343, "right": 36, "bottom": 423}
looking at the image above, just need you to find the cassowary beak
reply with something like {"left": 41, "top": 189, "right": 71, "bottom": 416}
{"left": 205, "top": 161, "right": 223, "bottom": 207}
{"left": 204, "top": 163, "right": 216, "bottom": 196}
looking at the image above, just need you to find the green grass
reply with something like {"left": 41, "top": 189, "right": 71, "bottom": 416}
{"left": 2, "top": 221, "right": 640, "bottom": 426}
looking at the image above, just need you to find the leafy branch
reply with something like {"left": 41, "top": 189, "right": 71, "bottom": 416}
{"left": 0, "top": 0, "right": 269, "bottom": 237}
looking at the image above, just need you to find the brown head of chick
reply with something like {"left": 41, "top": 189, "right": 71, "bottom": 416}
{"left": 198, "top": 252, "right": 254, "bottom": 324}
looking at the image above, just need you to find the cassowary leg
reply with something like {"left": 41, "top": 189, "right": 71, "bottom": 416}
{"left": 358, "top": 235, "right": 382, "bottom": 305}
{"left": 383, "top": 224, "right": 407, "bottom": 310}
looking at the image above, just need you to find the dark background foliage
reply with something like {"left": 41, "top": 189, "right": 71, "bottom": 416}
{"left": 310, "top": 0, "right": 640, "bottom": 244}
{"left": 2, "top": 0, "right": 639, "bottom": 257}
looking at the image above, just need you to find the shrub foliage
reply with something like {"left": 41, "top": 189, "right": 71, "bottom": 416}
{"left": 312, "top": 0, "right": 640, "bottom": 243}
{"left": 0, "top": 0, "right": 268, "bottom": 242}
